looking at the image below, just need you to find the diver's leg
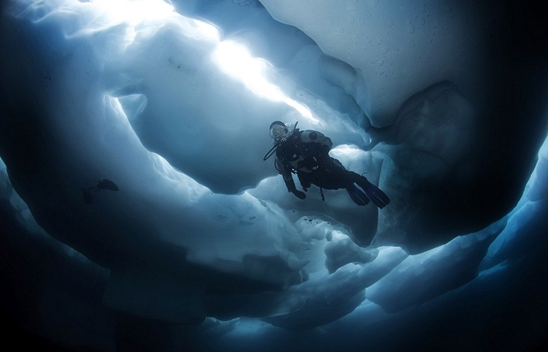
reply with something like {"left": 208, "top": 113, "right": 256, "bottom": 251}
{"left": 319, "top": 158, "right": 353, "bottom": 188}
{"left": 322, "top": 159, "right": 390, "bottom": 208}
{"left": 315, "top": 158, "right": 372, "bottom": 206}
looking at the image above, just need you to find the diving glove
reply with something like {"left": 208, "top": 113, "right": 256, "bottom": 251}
{"left": 291, "top": 189, "right": 306, "bottom": 200}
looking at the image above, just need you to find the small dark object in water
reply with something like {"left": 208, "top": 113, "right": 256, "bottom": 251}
{"left": 83, "top": 178, "right": 120, "bottom": 204}
{"left": 97, "top": 178, "right": 119, "bottom": 191}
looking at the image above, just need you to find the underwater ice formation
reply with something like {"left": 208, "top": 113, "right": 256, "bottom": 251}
{"left": 0, "top": 0, "right": 547, "bottom": 351}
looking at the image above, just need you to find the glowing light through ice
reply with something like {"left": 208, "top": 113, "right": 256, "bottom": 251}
{"left": 214, "top": 40, "right": 318, "bottom": 123}
{"left": 191, "top": 19, "right": 220, "bottom": 42}
{"left": 11, "top": 0, "right": 315, "bottom": 123}
{"left": 92, "top": 0, "right": 175, "bottom": 26}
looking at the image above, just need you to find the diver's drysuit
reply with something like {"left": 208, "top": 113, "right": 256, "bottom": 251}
{"left": 265, "top": 121, "right": 390, "bottom": 208}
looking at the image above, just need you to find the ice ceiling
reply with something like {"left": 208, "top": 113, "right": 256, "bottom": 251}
{"left": 0, "top": 0, "right": 547, "bottom": 351}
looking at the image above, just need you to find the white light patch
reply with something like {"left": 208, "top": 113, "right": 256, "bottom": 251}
{"left": 14, "top": 0, "right": 314, "bottom": 122}
{"left": 214, "top": 40, "right": 318, "bottom": 123}
{"left": 92, "top": 0, "right": 175, "bottom": 26}
{"left": 191, "top": 19, "right": 220, "bottom": 42}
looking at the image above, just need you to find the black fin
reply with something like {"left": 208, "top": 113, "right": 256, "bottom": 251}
{"left": 362, "top": 184, "right": 390, "bottom": 209}
{"left": 346, "top": 185, "right": 370, "bottom": 206}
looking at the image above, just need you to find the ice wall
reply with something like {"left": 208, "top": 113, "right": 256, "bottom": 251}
{"left": 0, "top": 0, "right": 547, "bottom": 351}
{"left": 260, "top": 0, "right": 490, "bottom": 127}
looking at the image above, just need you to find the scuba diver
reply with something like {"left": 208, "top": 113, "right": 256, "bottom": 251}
{"left": 264, "top": 121, "right": 390, "bottom": 208}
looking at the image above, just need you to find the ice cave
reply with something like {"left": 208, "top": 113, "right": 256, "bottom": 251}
{"left": 0, "top": 0, "right": 547, "bottom": 351}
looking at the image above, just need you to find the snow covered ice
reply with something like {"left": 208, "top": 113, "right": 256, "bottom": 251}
{"left": 0, "top": 0, "right": 547, "bottom": 351}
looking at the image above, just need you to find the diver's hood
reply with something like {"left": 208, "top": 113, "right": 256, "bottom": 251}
{"left": 285, "top": 121, "right": 298, "bottom": 137}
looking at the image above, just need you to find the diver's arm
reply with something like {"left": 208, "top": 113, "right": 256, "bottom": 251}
{"left": 276, "top": 158, "right": 306, "bottom": 199}
{"left": 284, "top": 174, "right": 306, "bottom": 200}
